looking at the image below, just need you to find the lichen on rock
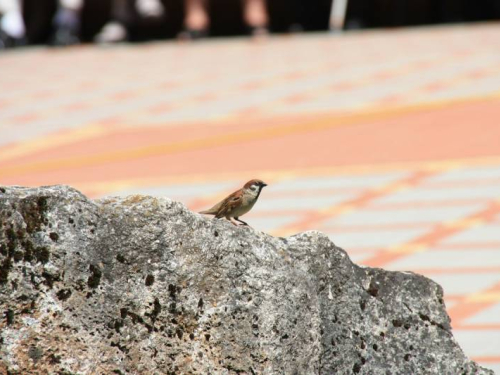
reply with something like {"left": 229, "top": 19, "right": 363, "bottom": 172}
{"left": 0, "top": 185, "right": 494, "bottom": 374}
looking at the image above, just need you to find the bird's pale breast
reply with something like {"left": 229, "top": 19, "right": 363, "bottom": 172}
{"left": 230, "top": 192, "right": 257, "bottom": 217}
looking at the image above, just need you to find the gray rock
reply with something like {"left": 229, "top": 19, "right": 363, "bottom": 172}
{"left": 0, "top": 185, "right": 493, "bottom": 375}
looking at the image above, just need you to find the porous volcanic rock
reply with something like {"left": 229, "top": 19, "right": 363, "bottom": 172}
{"left": 0, "top": 186, "right": 493, "bottom": 374}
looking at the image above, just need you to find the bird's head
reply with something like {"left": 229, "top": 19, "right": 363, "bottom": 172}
{"left": 243, "top": 179, "right": 267, "bottom": 193}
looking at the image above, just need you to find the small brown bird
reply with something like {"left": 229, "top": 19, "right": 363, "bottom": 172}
{"left": 199, "top": 179, "right": 267, "bottom": 226}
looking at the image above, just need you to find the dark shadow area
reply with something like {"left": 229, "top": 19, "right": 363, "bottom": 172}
{"left": 344, "top": 0, "right": 500, "bottom": 30}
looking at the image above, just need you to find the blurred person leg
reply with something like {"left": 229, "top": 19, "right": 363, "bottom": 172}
{"left": 180, "top": 0, "right": 269, "bottom": 40}
{"left": 179, "top": 0, "right": 209, "bottom": 39}
{"left": 94, "top": 0, "right": 129, "bottom": 43}
{"left": 242, "top": 0, "right": 268, "bottom": 36}
{"left": 329, "top": 0, "right": 348, "bottom": 31}
{"left": 0, "top": 0, "right": 26, "bottom": 48}
{"left": 51, "top": 0, "right": 83, "bottom": 46}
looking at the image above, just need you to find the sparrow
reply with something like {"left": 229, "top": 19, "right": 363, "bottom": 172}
{"left": 199, "top": 179, "right": 267, "bottom": 226}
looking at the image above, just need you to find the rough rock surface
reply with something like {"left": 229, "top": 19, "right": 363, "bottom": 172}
{"left": 0, "top": 185, "right": 493, "bottom": 375}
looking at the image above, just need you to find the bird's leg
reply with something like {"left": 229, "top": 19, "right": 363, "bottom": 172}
{"left": 235, "top": 217, "right": 249, "bottom": 226}
{"left": 225, "top": 217, "right": 238, "bottom": 226}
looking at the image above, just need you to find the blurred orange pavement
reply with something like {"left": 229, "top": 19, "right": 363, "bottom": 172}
{"left": 1, "top": 96, "right": 500, "bottom": 187}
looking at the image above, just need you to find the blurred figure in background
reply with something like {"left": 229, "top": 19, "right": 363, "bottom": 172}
{"left": 4, "top": 0, "right": 500, "bottom": 48}
{"left": 95, "top": 0, "right": 165, "bottom": 44}
{"left": 52, "top": 0, "right": 165, "bottom": 46}
{"left": 51, "top": 0, "right": 83, "bottom": 45}
{"left": 52, "top": 0, "right": 165, "bottom": 45}
{"left": 181, "top": 0, "right": 269, "bottom": 39}
{"left": 0, "top": 0, "right": 26, "bottom": 48}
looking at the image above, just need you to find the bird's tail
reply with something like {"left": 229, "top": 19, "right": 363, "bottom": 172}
{"left": 199, "top": 209, "right": 215, "bottom": 215}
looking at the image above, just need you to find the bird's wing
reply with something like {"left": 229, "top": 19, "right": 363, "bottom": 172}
{"left": 214, "top": 190, "right": 243, "bottom": 218}
{"left": 199, "top": 189, "right": 243, "bottom": 217}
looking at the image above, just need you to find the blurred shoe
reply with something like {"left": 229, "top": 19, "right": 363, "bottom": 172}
{"left": 249, "top": 26, "right": 269, "bottom": 38}
{"left": 135, "top": 0, "right": 165, "bottom": 19}
{"left": 94, "top": 22, "right": 128, "bottom": 44}
{"left": 50, "top": 26, "right": 80, "bottom": 46}
{"left": 288, "top": 23, "right": 304, "bottom": 33}
{"left": 1, "top": 11, "right": 25, "bottom": 38}
{"left": 0, "top": 11, "right": 27, "bottom": 49}
{"left": 50, "top": 8, "right": 80, "bottom": 46}
{"left": 0, "top": 27, "right": 26, "bottom": 49}
{"left": 177, "top": 28, "right": 208, "bottom": 41}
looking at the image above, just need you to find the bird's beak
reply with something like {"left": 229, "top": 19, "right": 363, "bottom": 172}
{"left": 261, "top": 182, "right": 268, "bottom": 187}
